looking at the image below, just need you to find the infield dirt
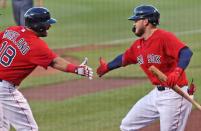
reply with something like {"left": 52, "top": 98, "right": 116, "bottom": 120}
{"left": 21, "top": 45, "right": 201, "bottom": 131}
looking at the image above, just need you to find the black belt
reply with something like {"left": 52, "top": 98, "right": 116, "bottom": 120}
{"left": 156, "top": 85, "right": 166, "bottom": 91}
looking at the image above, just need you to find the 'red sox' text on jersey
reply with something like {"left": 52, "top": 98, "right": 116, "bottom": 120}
{"left": 123, "top": 29, "right": 188, "bottom": 86}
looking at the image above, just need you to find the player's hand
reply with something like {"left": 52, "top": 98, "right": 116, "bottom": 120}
{"left": 76, "top": 57, "right": 93, "bottom": 80}
{"left": 188, "top": 79, "right": 196, "bottom": 95}
{"left": 96, "top": 57, "right": 109, "bottom": 77}
{"left": 166, "top": 67, "right": 183, "bottom": 88}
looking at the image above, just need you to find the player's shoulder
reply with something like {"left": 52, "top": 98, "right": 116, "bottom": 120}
{"left": 0, "top": 26, "right": 19, "bottom": 35}
{"left": 2, "top": 26, "right": 28, "bottom": 35}
{"left": 5, "top": 25, "right": 21, "bottom": 31}
{"left": 129, "top": 38, "right": 141, "bottom": 50}
{"left": 133, "top": 37, "right": 143, "bottom": 45}
{"left": 32, "top": 37, "right": 51, "bottom": 51}
{"left": 157, "top": 29, "right": 176, "bottom": 37}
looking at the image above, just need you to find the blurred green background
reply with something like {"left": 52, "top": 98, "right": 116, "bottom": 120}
{"left": 1, "top": 0, "right": 201, "bottom": 131}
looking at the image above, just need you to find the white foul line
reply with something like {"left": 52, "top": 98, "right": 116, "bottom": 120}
{"left": 60, "top": 29, "right": 201, "bottom": 48}
{"left": 101, "top": 28, "right": 201, "bottom": 45}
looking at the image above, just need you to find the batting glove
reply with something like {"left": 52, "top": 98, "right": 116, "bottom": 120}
{"left": 166, "top": 67, "right": 183, "bottom": 88}
{"left": 76, "top": 57, "right": 93, "bottom": 80}
{"left": 96, "top": 57, "right": 109, "bottom": 77}
{"left": 188, "top": 79, "right": 196, "bottom": 95}
{"left": 66, "top": 57, "right": 93, "bottom": 80}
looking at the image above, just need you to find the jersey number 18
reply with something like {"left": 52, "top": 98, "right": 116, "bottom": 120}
{"left": 0, "top": 41, "right": 16, "bottom": 67}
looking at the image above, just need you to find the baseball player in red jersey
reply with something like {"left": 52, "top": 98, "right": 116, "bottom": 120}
{"left": 0, "top": 7, "right": 93, "bottom": 131}
{"left": 97, "top": 5, "right": 193, "bottom": 131}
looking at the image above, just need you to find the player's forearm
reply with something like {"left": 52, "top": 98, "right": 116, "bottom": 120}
{"left": 50, "top": 56, "right": 72, "bottom": 72}
{"left": 51, "top": 57, "right": 93, "bottom": 79}
{"left": 107, "top": 54, "right": 123, "bottom": 70}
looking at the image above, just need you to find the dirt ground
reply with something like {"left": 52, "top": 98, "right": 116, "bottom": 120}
{"left": 20, "top": 45, "right": 201, "bottom": 131}
{"left": 21, "top": 77, "right": 147, "bottom": 101}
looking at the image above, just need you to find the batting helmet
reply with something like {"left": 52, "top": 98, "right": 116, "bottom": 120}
{"left": 24, "top": 7, "right": 56, "bottom": 35}
{"left": 128, "top": 5, "right": 160, "bottom": 26}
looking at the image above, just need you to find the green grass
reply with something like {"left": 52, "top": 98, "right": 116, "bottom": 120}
{"left": 1, "top": 0, "right": 201, "bottom": 48}
{"left": 2, "top": 0, "right": 201, "bottom": 130}
{"left": 21, "top": 72, "right": 78, "bottom": 88}
{"left": 30, "top": 83, "right": 150, "bottom": 131}
{"left": 20, "top": 42, "right": 146, "bottom": 88}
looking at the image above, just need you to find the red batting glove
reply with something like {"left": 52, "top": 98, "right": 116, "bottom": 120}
{"left": 96, "top": 57, "right": 109, "bottom": 77}
{"left": 166, "top": 67, "right": 183, "bottom": 88}
{"left": 188, "top": 79, "right": 196, "bottom": 95}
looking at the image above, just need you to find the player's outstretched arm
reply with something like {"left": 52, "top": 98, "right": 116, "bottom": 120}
{"left": 96, "top": 54, "right": 123, "bottom": 77}
{"left": 50, "top": 56, "right": 93, "bottom": 80}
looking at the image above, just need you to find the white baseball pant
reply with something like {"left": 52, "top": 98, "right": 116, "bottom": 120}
{"left": 0, "top": 80, "right": 38, "bottom": 131}
{"left": 120, "top": 86, "right": 192, "bottom": 131}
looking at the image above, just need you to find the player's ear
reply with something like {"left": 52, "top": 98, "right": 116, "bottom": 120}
{"left": 144, "top": 19, "right": 149, "bottom": 26}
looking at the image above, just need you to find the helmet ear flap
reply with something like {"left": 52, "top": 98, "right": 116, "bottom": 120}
{"left": 152, "top": 13, "right": 160, "bottom": 25}
{"left": 148, "top": 16, "right": 159, "bottom": 26}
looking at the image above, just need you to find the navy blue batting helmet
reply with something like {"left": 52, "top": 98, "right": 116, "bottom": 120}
{"left": 24, "top": 7, "right": 56, "bottom": 33}
{"left": 128, "top": 5, "right": 160, "bottom": 26}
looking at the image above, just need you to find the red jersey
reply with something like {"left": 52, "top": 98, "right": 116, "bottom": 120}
{"left": 123, "top": 29, "right": 188, "bottom": 86}
{"left": 0, "top": 26, "right": 57, "bottom": 85}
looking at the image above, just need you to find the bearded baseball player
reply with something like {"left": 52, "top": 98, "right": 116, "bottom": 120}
{"left": 0, "top": 7, "right": 93, "bottom": 131}
{"left": 97, "top": 5, "right": 194, "bottom": 131}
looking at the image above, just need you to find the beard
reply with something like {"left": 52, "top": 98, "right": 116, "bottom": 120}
{"left": 37, "top": 31, "right": 47, "bottom": 37}
{"left": 36, "top": 31, "right": 47, "bottom": 37}
{"left": 36, "top": 24, "right": 50, "bottom": 37}
{"left": 132, "top": 26, "right": 145, "bottom": 37}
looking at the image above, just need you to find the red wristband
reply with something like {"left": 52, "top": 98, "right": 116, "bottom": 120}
{"left": 65, "top": 64, "right": 78, "bottom": 73}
